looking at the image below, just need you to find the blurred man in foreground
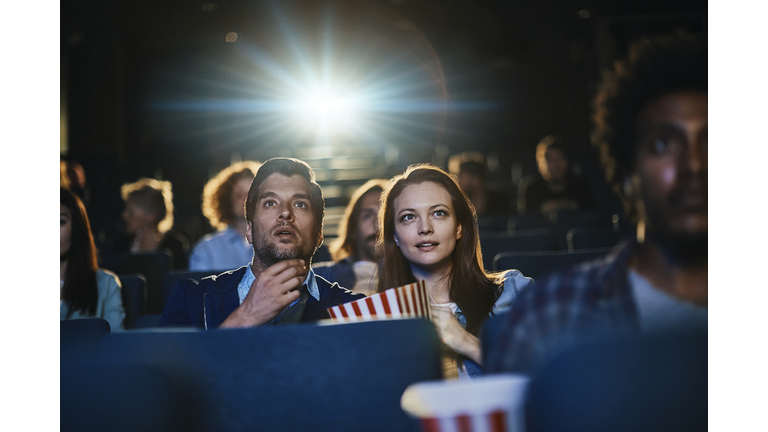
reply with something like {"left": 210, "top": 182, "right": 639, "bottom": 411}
{"left": 486, "top": 32, "right": 707, "bottom": 373}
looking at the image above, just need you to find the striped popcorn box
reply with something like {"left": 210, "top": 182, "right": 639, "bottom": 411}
{"left": 326, "top": 280, "right": 431, "bottom": 323}
{"left": 400, "top": 374, "right": 530, "bottom": 432}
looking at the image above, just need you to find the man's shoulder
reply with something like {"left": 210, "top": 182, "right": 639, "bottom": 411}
{"left": 509, "top": 241, "right": 636, "bottom": 324}
{"left": 176, "top": 266, "right": 247, "bottom": 294}
{"left": 314, "top": 274, "right": 365, "bottom": 302}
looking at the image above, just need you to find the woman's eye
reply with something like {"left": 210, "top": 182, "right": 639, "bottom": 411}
{"left": 400, "top": 214, "right": 414, "bottom": 222}
{"left": 433, "top": 210, "right": 447, "bottom": 217}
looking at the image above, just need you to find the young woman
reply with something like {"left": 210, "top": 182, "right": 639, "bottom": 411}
{"left": 61, "top": 187, "right": 125, "bottom": 331}
{"left": 377, "top": 164, "right": 533, "bottom": 379}
{"left": 114, "top": 178, "right": 188, "bottom": 269}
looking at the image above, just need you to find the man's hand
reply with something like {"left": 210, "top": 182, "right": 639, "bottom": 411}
{"left": 220, "top": 259, "right": 308, "bottom": 328}
{"left": 431, "top": 305, "right": 482, "bottom": 365}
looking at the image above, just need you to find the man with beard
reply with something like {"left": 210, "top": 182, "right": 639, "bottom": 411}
{"left": 159, "top": 158, "right": 364, "bottom": 329}
{"left": 484, "top": 32, "right": 707, "bottom": 374}
{"left": 314, "top": 179, "right": 387, "bottom": 296}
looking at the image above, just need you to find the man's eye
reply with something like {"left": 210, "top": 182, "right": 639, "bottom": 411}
{"left": 264, "top": 201, "right": 276, "bottom": 207}
{"left": 650, "top": 136, "right": 679, "bottom": 154}
{"left": 294, "top": 202, "right": 307, "bottom": 208}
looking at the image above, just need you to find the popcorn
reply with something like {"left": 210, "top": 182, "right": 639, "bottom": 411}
{"left": 327, "top": 280, "right": 431, "bottom": 322}
{"left": 401, "top": 374, "right": 530, "bottom": 432}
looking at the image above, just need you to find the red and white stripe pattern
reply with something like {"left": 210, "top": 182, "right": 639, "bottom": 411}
{"left": 327, "top": 280, "right": 431, "bottom": 323}
{"left": 419, "top": 410, "right": 508, "bottom": 432}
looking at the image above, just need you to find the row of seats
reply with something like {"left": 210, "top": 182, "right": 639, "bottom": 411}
{"left": 62, "top": 314, "right": 706, "bottom": 432}
{"left": 61, "top": 318, "right": 442, "bottom": 432}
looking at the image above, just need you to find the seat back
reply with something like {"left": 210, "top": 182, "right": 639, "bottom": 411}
{"left": 118, "top": 273, "right": 147, "bottom": 330}
{"left": 526, "top": 332, "right": 707, "bottom": 432}
{"left": 567, "top": 226, "right": 625, "bottom": 251}
{"left": 133, "top": 314, "right": 163, "bottom": 329}
{"left": 102, "top": 251, "right": 173, "bottom": 315}
{"left": 66, "top": 319, "right": 442, "bottom": 432}
{"left": 61, "top": 318, "right": 111, "bottom": 354}
{"left": 480, "top": 229, "right": 557, "bottom": 271}
{"left": 61, "top": 361, "right": 203, "bottom": 432}
{"left": 493, "top": 248, "right": 612, "bottom": 279}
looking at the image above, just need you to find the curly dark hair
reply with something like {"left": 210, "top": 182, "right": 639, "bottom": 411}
{"left": 592, "top": 31, "right": 707, "bottom": 220}
{"left": 202, "top": 161, "right": 261, "bottom": 230}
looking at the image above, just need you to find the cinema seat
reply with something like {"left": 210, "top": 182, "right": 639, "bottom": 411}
{"left": 61, "top": 319, "right": 442, "bottom": 432}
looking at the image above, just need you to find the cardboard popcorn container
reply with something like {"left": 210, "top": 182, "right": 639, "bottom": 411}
{"left": 326, "top": 280, "right": 431, "bottom": 322}
{"left": 400, "top": 374, "right": 530, "bottom": 432}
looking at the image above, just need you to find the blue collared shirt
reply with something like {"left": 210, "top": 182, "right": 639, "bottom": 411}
{"left": 236, "top": 263, "right": 320, "bottom": 324}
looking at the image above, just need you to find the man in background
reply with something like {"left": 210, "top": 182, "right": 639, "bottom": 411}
{"left": 448, "top": 152, "right": 511, "bottom": 217}
{"left": 517, "top": 136, "right": 594, "bottom": 219}
{"left": 314, "top": 179, "right": 387, "bottom": 295}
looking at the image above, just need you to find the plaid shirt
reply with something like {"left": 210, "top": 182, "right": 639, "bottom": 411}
{"left": 485, "top": 239, "right": 643, "bottom": 374}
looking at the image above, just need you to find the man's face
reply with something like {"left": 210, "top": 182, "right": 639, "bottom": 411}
{"left": 545, "top": 148, "right": 568, "bottom": 183}
{"left": 354, "top": 191, "right": 381, "bottom": 262}
{"left": 246, "top": 173, "right": 323, "bottom": 268}
{"left": 457, "top": 170, "right": 482, "bottom": 195}
{"left": 633, "top": 91, "right": 707, "bottom": 249}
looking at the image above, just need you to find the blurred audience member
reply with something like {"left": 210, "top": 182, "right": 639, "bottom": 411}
{"left": 61, "top": 187, "right": 125, "bottom": 331}
{"left": 486, "top": 32, "right": 707, "bottom": 374}
{"left": 448, "top": 152, "right": 511, "bottom": 217}
{"left": 60, "top": 160, "right": 71, "bottom": 189}
{"left": 114, "top": 178, "right": 189, "bottom": 269}
{"left": 60, "top": 159, "right": 89, "bottom": 203}
{"left": 518, "top": 136, "right": 594, "bottom": 219}
{"left": 189, "top": 161, "right": 261, "bottom": 271}
{"left": 314, "top": 179, "right": 387, "bottom": 295}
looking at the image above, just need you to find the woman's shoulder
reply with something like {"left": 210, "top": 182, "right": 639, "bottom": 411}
{"left": 95, "top": 268, "right": 121, "bottom": 290}
{"left": 492, "top": 269, "right": 535, "bottom": 313}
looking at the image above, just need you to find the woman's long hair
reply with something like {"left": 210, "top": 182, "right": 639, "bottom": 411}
{"left": 329, "top": 179, "right": 387, "bottom": 262}
{"left": 61, "top": 187, "right": 99, "bottom": 317}
{"left": 376, "top": 164, "right": 504, "bottom": 335}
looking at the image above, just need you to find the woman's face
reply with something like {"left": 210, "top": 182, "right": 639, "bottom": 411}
{"left": 392, "top": 182, "right": 462, "bottom": 274}
{"left": 60, "top": 204, "right": 72, "bottom": 255}
{"left": 122, "top": 199, "right": 153, "bottom": 234}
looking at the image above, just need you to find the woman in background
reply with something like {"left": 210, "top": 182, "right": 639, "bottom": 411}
{"left": 189, "top": 161, "right": 261, "bottom": 271}
{"left": 115, "top": 178, "right": 188, "bottom": 269}
{"left": 377, "top": 164, "right": 533, "bottom": 380}
{"left": 61, "top": 187, "right": 125, "bottom": 331}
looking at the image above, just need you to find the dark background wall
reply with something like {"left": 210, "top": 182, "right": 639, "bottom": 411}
{"left": 60, "top": 0, "right": 707, "bottom": 247}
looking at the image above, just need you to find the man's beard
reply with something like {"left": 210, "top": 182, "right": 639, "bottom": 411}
{"left": 253, "top": 241, "right": 302, "bottom": 269}
{"left": 653, "top": 230, "right": 708, "bottom": 267}
{"left": 357, "top": 234, "right": 378, "bottom": 262}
